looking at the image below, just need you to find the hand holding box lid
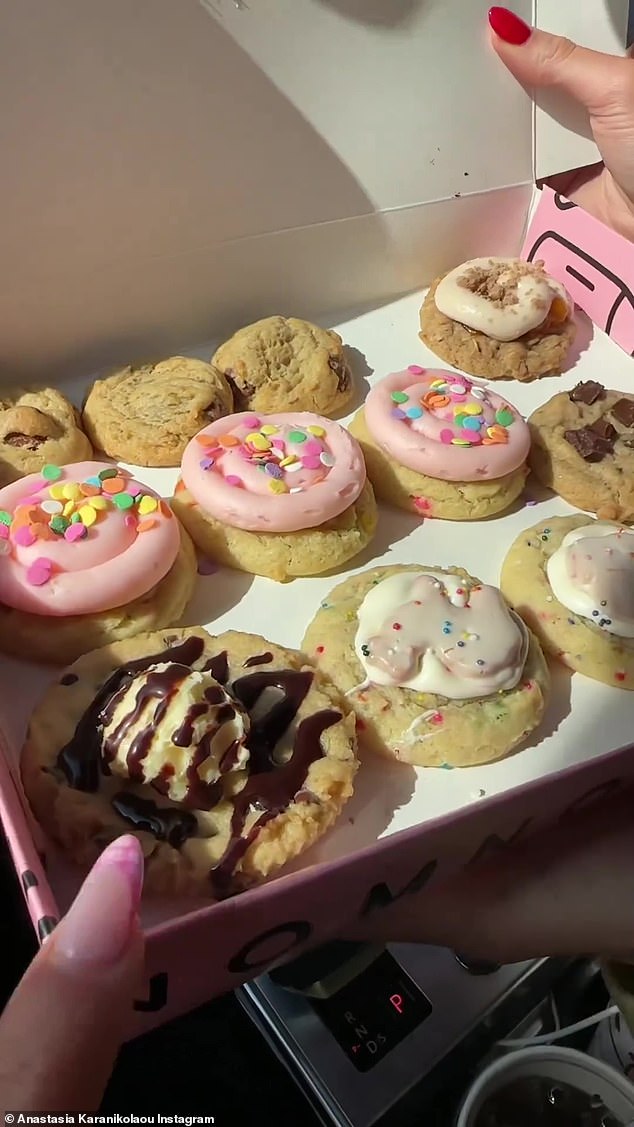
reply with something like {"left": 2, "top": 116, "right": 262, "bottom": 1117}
{"left": 489, "top": 6, "right": 634, "bottom": 240}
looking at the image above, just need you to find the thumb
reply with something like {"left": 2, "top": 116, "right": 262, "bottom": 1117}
{"left": 488, "top": 7, "right": 632, "bottom": 114}
{"left": 0, "top": 835, "right": 145, "bottom": 1113}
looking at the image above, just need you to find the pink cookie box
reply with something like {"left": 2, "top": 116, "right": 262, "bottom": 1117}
{"left": 0, "top": 0, "right": 633, "bottom": 1036}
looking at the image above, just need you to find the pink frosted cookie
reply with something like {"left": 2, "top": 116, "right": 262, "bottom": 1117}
{"left": 349, "top": 366, "right": 530, "bottom": 520}
{"left": 0, "top": 461, "right": 196, "bottom": 664}
{"left": 173, "top": 412, "right": 377, "bottom": 581}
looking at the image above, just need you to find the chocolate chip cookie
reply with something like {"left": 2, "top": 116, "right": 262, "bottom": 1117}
{"left": 212, "top": 316, "right": 353, "bottom": 416}
{"left": 529, "top": 381, "right": 634, "bottom": 521}
{"left": 82, "top": 357, "right": 233, "bottom": 467}
{"left": 22, "top": 627, "right": 358, "bottom": 896}
{"left": 0, "top": 387, "right": 92, "bottom": 486}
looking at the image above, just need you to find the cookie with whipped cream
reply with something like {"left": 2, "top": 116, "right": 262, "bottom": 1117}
{"left": 303, "top": 565, "right": 549, "bottom": 767}
{"left": 419, "top": 257, "right": 575, "bottom": 381}
{"left": 349, "top": 366, "right": 529, "bottom": 519}
{"left": 21, "top": 627, "right": 358, "bottom": 896}
{"left": 0, "top": 461, "right": 196, "bottom": 664}
{"left": 501, "top": 515, "right": 634, "bottom": 688}
{"left": 172, "top": 412, "right": 377, "bottom": 581}
{"left": 529, "top": 382, "right": 634, "bottom": 522}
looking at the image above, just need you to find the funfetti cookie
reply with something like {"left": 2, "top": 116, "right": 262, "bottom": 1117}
{"left": 529, "top": 381, "right": 634, "bottom": 522}
{"left": 501, "top": 515, "right": 634, "bottom": 689}
{"left": 172, "top": 412, "right": 377, "bottom": 582}
{"left": 303, "top": 565, "right": 549, "bottom": 768}
{"left": 21, "top": 627, "right": 358, "bottom": 897}
{"left": 419, "top": 257, "right": 575, "bottom": 381}
{"left": 349, "top": 366, "right": 530, "bottom": 520}
{"left": 0, "top": 462, "right": 196, "bottom": 664}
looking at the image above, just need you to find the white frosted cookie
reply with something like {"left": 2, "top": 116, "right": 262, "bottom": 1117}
{"left": 420, "top": 258, "right": 575, "bottom": 381}
{"left": 303, "top": 565, "right": 549, "bottom": 767}
{"left": 501, "top": 515, "right": 634, "bottom": 688}
{"left": 22, "top": 628, "right": 358, "bottom": 896}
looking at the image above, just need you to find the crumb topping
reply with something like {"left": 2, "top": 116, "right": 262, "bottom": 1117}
{"left": 457, "top": 259, "right": 549, "bottom": 310}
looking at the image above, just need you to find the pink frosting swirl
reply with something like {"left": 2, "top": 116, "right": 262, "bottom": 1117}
{"left": 364, "top": 367, "right": 530, "bottom": 482}
{"left": 180, "top": 412, "right": 366, "bottom": 532}
{"left": 0, "top": 461, "right": 180, "bottom": 616}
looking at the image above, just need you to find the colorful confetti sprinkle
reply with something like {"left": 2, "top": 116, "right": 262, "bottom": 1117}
{"left": 26, "top": 557, "right": 53, "bottom": 585}
{"left": 42, "top": 465, "right": 62, "bottom": 482}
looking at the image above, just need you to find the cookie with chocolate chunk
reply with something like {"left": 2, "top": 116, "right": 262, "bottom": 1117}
{"left": 21, "top": 628, "right": 357, "bottom": 897}
{"left": 0, "top": 388, "right": 92, "bottom": 486}
{"left": 82, "top": 358, "right": 233, "bottom": 467}
{"left": 212, "top": 316, "right": 353, "bottom": 416}
{"left": 420, "top": 257, "right": 576, "bottom": 381}
{"left": 529, "top": 383, "right": 634, "bottom": 521}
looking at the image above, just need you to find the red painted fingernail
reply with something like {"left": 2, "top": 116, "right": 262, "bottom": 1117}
{"left": 488, "top": 6, "right": 532, "bottom": 45}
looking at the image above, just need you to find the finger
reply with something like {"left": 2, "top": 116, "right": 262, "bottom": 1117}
{"left": 350, "top": 789, "right": 634, "bottom": 962}
{"left": 488, "top": 8, "right": 633, "bottom": 114}
{"left": 0, "top": 835, "right": 145, "bottom": 1113}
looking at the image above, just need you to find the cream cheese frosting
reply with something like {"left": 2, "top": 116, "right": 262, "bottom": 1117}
{"left": 434, "top": 257, "right": 571, "bottom": 342}
{"left": 180, "top": 412, "right": 366, "bottom": 532}
{"left": 363, "top": 366, "right": 530, "bottom": 482}
{"left": 354, "top": 570, "right": 528, "bottom": 700}
{"left": 0, "top": 461, "right": 179, "bottom": 616}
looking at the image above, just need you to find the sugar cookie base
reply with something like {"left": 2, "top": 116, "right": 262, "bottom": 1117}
{"left": 172, "top": 478, "right": 378, "bottom": 582}
{"left": 0, "top": 524, "right": 197, "bottom": 665}
{"left": 303, "top": 564, "right": 550, "bottom": 767}
{"left": 501, "top": 514, "right": 634, "bottom": 689}
{"left": 349, "top": 409, "right": 526, "bottom": 520}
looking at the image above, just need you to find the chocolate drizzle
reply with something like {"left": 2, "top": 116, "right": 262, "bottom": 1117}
{"left": 111, "top": 793, "right": 197, "bottom": 848}
{"left": 103, "top": 663, "right": 192, "bottom": 782}
{"left": 57, "top": 636, "right": 206, "bottom": 791}
{"left": 204, "top": 651, "right": 229, "bottom": 684}
{"left": 57, "top": 638, "right": 343, "bottom": 896}
{"left": 210, "top": 708, "right": 341, "bottom": 897}
{"left": 243, "top": 652, "right": 274, "bottom": 668}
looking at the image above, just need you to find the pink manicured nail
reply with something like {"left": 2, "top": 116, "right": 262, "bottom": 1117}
{"left": 52, "top": 835, "right": 144, "bottom": 966}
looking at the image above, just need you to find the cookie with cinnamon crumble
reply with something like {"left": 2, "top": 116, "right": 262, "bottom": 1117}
{"left": 419, "top": 257, "right": 575, "bottom": 381}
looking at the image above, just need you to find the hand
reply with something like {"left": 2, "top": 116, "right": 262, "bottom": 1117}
{"left": 0, "top": 836, "right": 144, "bottom": 1113}
{"left": 350, "top": 786, "right": 634, "bottom": 963}
{"left": 488, "top": 6, "right": 634, "bottom": 240}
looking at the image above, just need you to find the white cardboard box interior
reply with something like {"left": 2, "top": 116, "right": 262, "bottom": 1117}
{"left": 0, "top": 0, "right": 631, "bottom": 931}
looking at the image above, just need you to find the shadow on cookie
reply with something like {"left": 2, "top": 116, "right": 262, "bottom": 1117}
{"left": 280, "top": 754, "right": 417, "bottom": 874}
{"left": 332, "top": 345, "right": 374, "bottom": 419}
{"left": 321, "top": 505, "right": 423, "bottom": 576}
{"left": 565, "top": 307, "right": 594, "bottom": 370}
{"left": 517, "top": 659, "right": 573, "bottom": 754}
{"left": 178, "top": 561, "right": 254, "bottom": 628}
